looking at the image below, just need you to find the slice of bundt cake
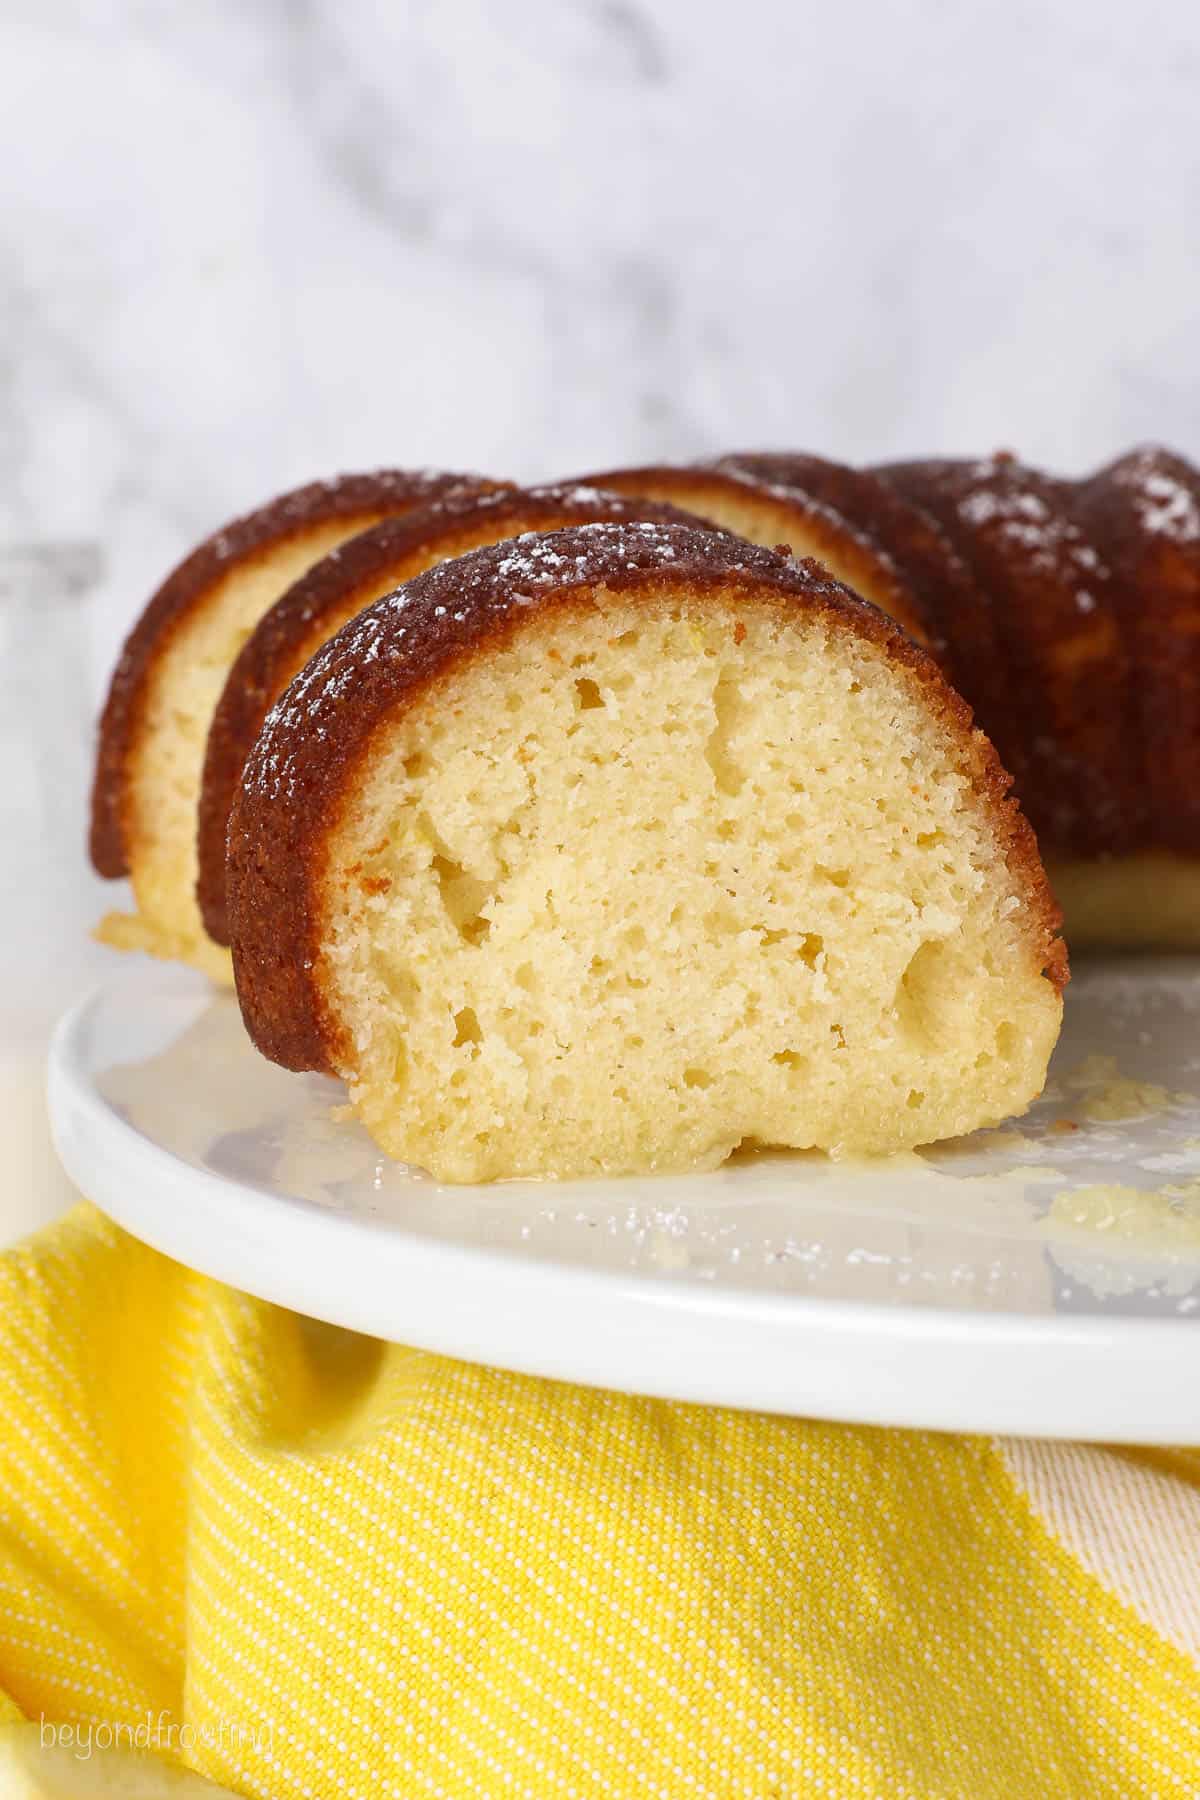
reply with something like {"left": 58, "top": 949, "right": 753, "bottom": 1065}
{"left": 582, "top": 459, "right": 940, "bottom": 647}
{"left": 90, "top": 468, "right": 503, "bottom": 980}
{"left": 226, "top": 522, "right": 1065, "bottom": 1184}
{"left": 197, "top": 483, "right": 706, "bottom": 945}
{"left": 708, "top": 452, "right": 996, "bottom": 699}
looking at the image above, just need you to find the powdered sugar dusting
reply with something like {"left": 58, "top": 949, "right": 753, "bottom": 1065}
{"left": 489, "top": 519, "right": 690, "bottom": 586}
{"left": 1141, "top": 475, "right": 1200, "bottom": 542}
{"left": 1112, "top": 450, "right": 1200, "bottom": 545}
{"left": 958, "top": 460, "right": 1114, "bottom": 597}
{"left": 528, "top": 481, "right": 633, "bottom": 509}
{"left": 271, "top": 468, "right": 483, "bottom": 525}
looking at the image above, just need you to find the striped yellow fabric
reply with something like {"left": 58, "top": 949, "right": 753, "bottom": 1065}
{"left": 0, "top": 1202, "right": 1196, "bottom": 1798}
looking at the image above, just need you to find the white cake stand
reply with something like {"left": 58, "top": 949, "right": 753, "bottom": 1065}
{"left": 48, "top": 959, "right": 1200, "bottom": 1443}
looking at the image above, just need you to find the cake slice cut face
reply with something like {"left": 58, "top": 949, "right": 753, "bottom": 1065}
{"left": 227, "top": 524, "right": 1066, "bottom": 1184}
{"left": 90, "top": 468, "right": 501, "bottom": 981}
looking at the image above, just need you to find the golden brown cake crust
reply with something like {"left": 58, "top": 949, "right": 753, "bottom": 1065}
{"left": 877, "top": 454, "right": 1142, "bottom": 857}
{"left": 196, "top": 483, "right": 710, "bottom": 944}
{"left": 89, "top": 469, "right": 500, "bottom": 879}
{"left": 1070, "top": 446, "right": 1200, "bottom": 853}
{"left": 226, "top": 522, "right": 1066, "bottom": 1078}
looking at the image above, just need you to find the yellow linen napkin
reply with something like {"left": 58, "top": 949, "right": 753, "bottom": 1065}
{"left": 0, "top": 1201, "right": 1195, "bottom": 1798}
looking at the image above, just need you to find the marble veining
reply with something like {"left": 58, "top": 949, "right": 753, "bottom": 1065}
{"left": 3, "top": 0, "right": 1199, "bottom": 693}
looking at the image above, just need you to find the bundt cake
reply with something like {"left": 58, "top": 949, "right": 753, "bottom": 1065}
{"left": 585, "top": 446, "right": 1200, "bottom": 948}
{"left": 89, "top": 469, "right": 503, "bottom": 980}
{"left": 196, "top": 483, "right": 707, "bottom": 946}
{"left": 226, "top": 522, "right": 1065, "bottom": 1184}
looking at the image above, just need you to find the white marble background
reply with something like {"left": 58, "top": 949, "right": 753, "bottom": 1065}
{"left": 5, "top": 0, "right": 1200, "bottom": 681}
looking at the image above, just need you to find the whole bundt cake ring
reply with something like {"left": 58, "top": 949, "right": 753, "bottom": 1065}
{"left": 226, "top": 521, "right": 1065, "bottom": 1184}
{"left": 196, "top": 483, "right": 713, "bottom": 946}
{"left": 89, "top": 468, "right": 506, "bottom": 982}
